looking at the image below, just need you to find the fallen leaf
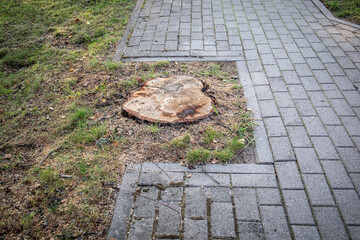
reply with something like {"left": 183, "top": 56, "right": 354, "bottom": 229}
{"left": 187, "top": 173, "right": 192, "bottom": 178}
{"left": 69, "top": 68, "right": 74, "bottom": 72}
{"left": 3, "top": 154, "right": 11, "bottom": 159}
{"left": 74, "top": 18, "right": 80, "bottom": 23}
{"left": 211, "top": 159, "right": 218, "bottom": 164}
{"left": 101, "top": 99, "right": 106, "bottom": 102}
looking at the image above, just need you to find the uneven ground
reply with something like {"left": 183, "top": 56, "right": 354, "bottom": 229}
{"left": 0, "top": 1, "right": 253, "bottom": 239}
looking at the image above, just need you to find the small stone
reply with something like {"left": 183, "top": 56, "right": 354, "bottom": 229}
{"left": 3, "top": 154, "right": 11, "bottom": 159}
{"left": 123, "top": 76, "right": 214, "bottom": 123}
{"left": 96, "top": 137, "right": 109, "bottom": 147}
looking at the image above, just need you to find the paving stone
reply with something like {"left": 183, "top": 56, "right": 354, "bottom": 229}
{"left": 233, "top": 188, "right": 260, "bottom": 221}
{"left": 257, "top": 188, "right": 282, "bottom": 205}
{"left": 311, "top": 137, "right": 339, "bottom": 160}
{"left": 294, "top": 99, "right": 317, "bottom": 116}
{"left": 260, "top": 206, "right": 291, "bottom": 240}
{"left": 333, "top": 76, "right": 356, "bottom": 91}
{"left": 302, "top": 116, "right": 327, "bottom": 136}
{"left": 274, "top": 92, "right": 295, "bottom": 107}
{"left": 287, "top": 85, "right": 308, "bottom": 100}
{"left": 314, "top": 207, "right": 348, "bottom": 240}
{"left": 343, "top": 90, "right": 360, "bottom": 107}
{"left": 300, "top": 76, "right": 321, "bottom": 91}
{"left": 330, "top": 98, "right": 356, "bottom": 116}
{"left": 321, "top": 161, "right": 354, "bottom": 189}
{"left": 232, "top": 174, "right": 277, "bottom": 188}
{"left": 341, "top": 117, "right": 360, "bottom": 136}
{"left": 268, "top": 77, "right": 288, "bottom": 92}
{"left": 238, "top": 222, "right": 264, "bottom": 240}
{"left": 208, "top": 187, "right": 231, "bottom": 202}
{"left": 259, "top": 100, "right": 280, "bottom": 118}
{"left": 325, "top": 125, "right": 354, "bottom": 147}
{"left": 282, "top": 70, "right": 301, "bottom": 84}
{"left": 139, "top": 172, "right": 183, "bottom": 186}
{"left": 316, "top": 107, "right": 342, "bottom": 125}
{"left": 264, "top": 117, "right": 287, "bottom": 137}
{"left": 292, "top": 226, "right": 320, "bottom": 240}
{"left": 184, "top": 219, "right": 207, "bottom": 240}
{"left": 251, "top": 72, "right": 269, "bottom": 85}
{"left": 264, "top": 64, "right": 281, "bottom": 77}
{"left": 211, "top": 202, "right": 236, "bottom": 238}
{"left": 279, "top": 108, "right": 303, "bottom": 125}
{"left": 185, "top": 173, "right": 230, "bottom": 186}
{"left": 275, "top": 162, "right": 303, "bottom": 189}
{"left": 308, "top": 91, "right": 330, "bottom": 107}
{"left": 337, "top": 147, "right": 360, "bottom": 173}
{"left": 333, "top": 189, "right": 360, "bottom": 225}
{"left": 255, "top": 85, "right": 273, "bottom": 100}
{"left": 322, "top": 83, "right": 343, "bottom": 99}
{"left": 269, "top": 137, "right": 296, "bottom": 161}
{"left": 348, "top": 226, "right": 360, "bottom": 240}
{"left": 283, "top": 189, "right": 314, "bottom": 224}
{"left": 294, "top": 148, "right": 323, "bottom": 174}
{"left": 185, "top": 187, "right": 207, "bottom": 219}
{"left": 313, "top": 70, "right": 333, "bottom": 84}
{"left": 128, "top": 219, "right": 154, "bottom": 240}
{"left": 133, "top": 187, "right": 158, "bottom": 218}
{"left": 303, "top": 174, "right": 335, "bottom": 206}
{"left": 286, "top": 126, "right": 312, "bottom": 147}
{"left": 161, "top": 187, "right": 183, "bottom": 202}
{"left": 157, "top": 202, "right": 181, "bottom": 236}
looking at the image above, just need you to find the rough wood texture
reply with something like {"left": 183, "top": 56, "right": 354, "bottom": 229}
{"left": 123, "top": 76, "right": 214, "bottom": 123}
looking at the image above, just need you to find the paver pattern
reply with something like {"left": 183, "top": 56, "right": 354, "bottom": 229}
{"left": 110, "top": 0, "right": 360, "bottom": 238}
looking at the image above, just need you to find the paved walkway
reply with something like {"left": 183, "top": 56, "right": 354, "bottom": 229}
{"left": 110, "top": 0, "right": 360, "bottom": 239}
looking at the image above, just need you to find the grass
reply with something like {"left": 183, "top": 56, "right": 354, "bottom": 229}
{"left": 322, "top": 0, "right": 360, "bottom": 24}
{"left": 0, "top": 0, "right": 135, "bottom": 238}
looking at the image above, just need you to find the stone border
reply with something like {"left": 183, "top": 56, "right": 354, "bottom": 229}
{"left": 311, "top": 0, "right": 360, "bottom": 30}
{"left": 113, "top": 0, "right": 146, "bottom": 62}
{"left": 236, "top": 61, "right": 274, "bottom": 164}
{"left": 120, "top": 56, "right": 244, "bottom": 62}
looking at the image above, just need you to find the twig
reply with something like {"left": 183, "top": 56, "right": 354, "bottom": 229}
{"left": 202, "top": 166, "right": 220, "bottom": 185}
{"left": 139, "top": 195, "right": 181, "bottom": 216}
{"left": 38, "top": 146, "right": 60, "bottom": 167}
{"left": 99, "top": 111, "right": 118, "bottom": 121}
{"left": 215, "top": 122, "right": 232, "bottom": 132}
{"left": 60, "top": 174, "right": 72, "bottom": 178}
{"left": 231, "top": 138, "right": 255, "bottom": 161}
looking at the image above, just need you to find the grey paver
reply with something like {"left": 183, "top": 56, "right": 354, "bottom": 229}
{"left": 259, "top": 100, "right": 280, "bottom": 117}
{"left": 280, "top": 108, "right": 303, "bottom": 125}
{"left": 208, "top": 187, "right": 231, "bottom": 202}
{"left": 185, "top": 187, "right": 207, "bottom": 219}
{"left": 303, "top": 174, "right": 335, "bottom": 206}
{"left": 275, "top": 162, "right": 303, "bottom": 189}
{"left": 232, "top": 173, "right": 277, "bottom": 188}
{"left": 294, "top": 100, "right": 317, "bottom": 116}
{"left": 238, "top": 222, "right": 264, "bottom": 240}
{"left": 282, "top": 190, "right": 314, "bottom": 224}
{"left": 292, "top": 226, "right": 320, "bottom": 240}
{"left": 157, "top": 202, "right": 181, "bottom": 236}
{"left": 325, "top": 125, "right": 354, "bottom": 147}
{"left": 333, "top": 189, "right": 360, "bottom": 224}
{"left": 269, "top": 137, "right": 296, "bottom": 161}
{"left": 257, "top": 188, "right": 282, "bottom": 206}
{"left": 311, "top": 137, "right": 340, "bottom": 159}
{"left": 314, "top": 207, "right": 348, "bottom": 240}
{"left": 233, "top": 188, "right": 260, "bottom": 221}
{"left": 341, "top": 116, "right": 360, "bottom": 136}
{"left": 264, "top": 117, "right": 287, "bottom": 137}
{"left": 211, "top": 202, "right": 236, "bottom": 238}
{"left": 302, "top": 116, "right": 327, "bottom": 136}
{"left": 286, "top": 126, "right": 312, "bottom": 147}
{"left": 260, "top": 206, "right": 291, "bottom": 240}
{"left": 184, "top": 220, "right": 207, "bottom": 240}
{"left": 294, "top": 148, "right": 323, "bottom": 174}
{"left": 128, "top": 219, "right": 154, "bottom": 240}
{"left": 321, "top": 161, "right": 354, "bottom": 189}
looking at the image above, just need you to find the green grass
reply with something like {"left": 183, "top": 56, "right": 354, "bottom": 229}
{"left": 145, "top": 123, "right": 162, "bottom": 133}
{"left": 323, "top": 0, "right": 360, "bottom": 24}
{"left": 202, "top": 126, "right": 221, "bottom": 144}
{"left": 186, "top": 148, "right": 212, "bottom": 163}
{"left": 171, "top": 133, "right": 191, "bottom": 148}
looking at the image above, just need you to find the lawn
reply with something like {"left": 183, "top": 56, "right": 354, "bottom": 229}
{"left": 322, "top": 0, "right": 360, "bottom": 24}
{"left": 0, "top": 1, "right": 254, "bottom": 239}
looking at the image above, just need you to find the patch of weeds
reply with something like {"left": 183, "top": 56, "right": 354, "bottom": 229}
{"left": 152, "top": 60, "right": 170, "bottom": 68}
{"left": 324, "top": 0, "right": 341, "bottom": 11}
{"left": 171, "top": 133, "right": 191, "bottom": 148}
{"left": 214, "top": 149, "right": 234, "bottom": 162}
{"left": 70, "top": 107, "right": 91, "bottom": 127}
{"left": 202, "top": 126, "right": 221, "bottom": 144}
{"left": 322, "top": 0, "right": 360, "bottom": 24}
{"left": 120, "top": 78, "right": 141, "bottom": 91}
{"left": 186, "top": 148, "right": 212, "bottom": 163}
{"left": 72, "top": 123, "right": 107, "bottom": 144}
{"left": 145, "top": 123, "right": 162, "bottom": 133}
{"left": 227, "top": 137, "right": 246, "bottom": 152}
{"left": 21, "top": 212, "right": 36, "bottom": 229}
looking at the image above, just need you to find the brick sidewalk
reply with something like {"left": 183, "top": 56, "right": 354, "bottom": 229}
{"left": 109, "top": 0, "right": 360, "bottom": 239}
